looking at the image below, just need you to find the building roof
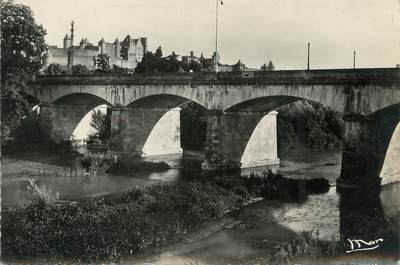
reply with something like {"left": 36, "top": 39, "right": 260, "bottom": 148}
{"left": 122, "top": 35, "right": 133, "bottom": 44}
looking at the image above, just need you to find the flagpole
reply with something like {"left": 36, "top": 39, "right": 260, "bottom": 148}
{"left": 215, "top": 0, "right": 219, "bottom": 73}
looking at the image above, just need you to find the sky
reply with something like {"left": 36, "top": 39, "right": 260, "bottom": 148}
{"left": 17, "top": 0, "right": 400, "bottom": 70}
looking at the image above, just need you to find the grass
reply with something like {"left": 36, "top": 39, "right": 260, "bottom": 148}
{"left": 263, "top": 230, "right": 344, "bottom": 265}
{"left": 1, "top": 171, "right": 335, "bottom": 263}
{"left": 2, "top": 173, "right": 270, "bottom": 262}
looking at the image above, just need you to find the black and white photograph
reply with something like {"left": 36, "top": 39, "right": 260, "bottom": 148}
{"left": 1, "top": 0, "right": 400, "bottom": 264}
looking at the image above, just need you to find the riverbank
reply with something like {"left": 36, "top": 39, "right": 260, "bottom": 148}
{"left": 1, "top": 173, "right": 266, "bottom": 262}
{"left": 1, "top": 150, "right": 187, "bottom": 208}
{"left": 3, "top": 147, "right": 400, "bottom": 264}
{"left": 2, "top": 172, "right": 340, "bottom": 263}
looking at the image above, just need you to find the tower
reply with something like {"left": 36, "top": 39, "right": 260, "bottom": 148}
{"left": 114, "top": 38, "right": 120, "bottom": 58}
{"left": 99, "top": 38, "right": 106, "bottom": 54}
{"left": 63, "top": 34, "right": 71, "bottom": 49}
{"left": 67, "top": 20, "right": 75, "bottom": 69}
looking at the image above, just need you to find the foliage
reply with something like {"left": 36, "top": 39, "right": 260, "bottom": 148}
{"left": 277, "top": 100, "right": 344, "bottom": 150}
{"left": 264, "top": 231, "right": 344, "bottom": 265}
{"left": 94, "top": 54, "right": 111, "bottom": 73}
{"left": 0, "top": 71, "right": 31, "bottom": 145}
{"left": 180, "top": 102, "right": 207, "bottom": 150}
{"left": 10, "top": 110, "right": 41, "bottom": 145}
{"left": 45, "top": 63, "right": 90, "bottom": 76}
{"left": 25, "top": 178, "right": 60, "bottom": 207}
{"left": 1, "top": 172, "right": 334, "bottom": 262}
{"left": 305, "top": 103, "right": 344, "bottom": 149}
{"left": 135, "top": 46, "right": 203, "bottom": 73}
{"left": 79, "top": 152, "right": 113, "bottom": 175}
{"left": 187, "top": 60, "right": 202, "bottom": 72}
{"left": 111, "top": 64, "right": 129, "bottom": 74}
{"left": 87, "top": 109, "right": 111, "bottom": 145}
{"left": 261, "top": 60, "right": 275, "bottom": 71}
{"left": 1, "top": 0, "right": 47, "bottom": 146}
{"left": 105, "top": 156, "right": 171, "bottom": 175}
{"left": 44, "top": 63, "right": 64, "bottom": 75}
{"left": 77, "top": 152, "right": 171, "bottom": 176}
{"left": 72, "top": 64, "right": 90, "bottom": 75}
{"left": 135, "top": 47, "right": 164, "bottom": 73}
{"left": 1, "top": 0, "right": 47, "bottom": 77}
{"left": 2, "top": 172, "right": 285, "bottom": 262}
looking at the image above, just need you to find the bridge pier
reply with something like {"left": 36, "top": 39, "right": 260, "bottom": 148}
{"left": 109, "top": 107, "right": 182, "bottom": 156}
{"left": 338, "top": 105, "right": 400, "bottom": 187}
{"left": 39, "top": 103, "right": 96, "bottom": 143}
{"left": 201, "top": 111, "right": 280, "bottom": 171}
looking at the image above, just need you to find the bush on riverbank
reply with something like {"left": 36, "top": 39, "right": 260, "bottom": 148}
{"left": 265, "top": 230, "right": 344, "bottom": 265}
{"left": 1, "top": 172, "right": 270, "bottom": 261}
{"left": 78, "top": 153, "right": 171, "bottom": 176}
{"left": 105, "top": 155, "right": 171, "bottom": 175}
{"left": 277, "top": 100, "right": 344, "bottom": 150}
{"left": 2, "top": 110, "right": 80, "bottom": 157}
{"left": 1, "top": 173, "right": 331, "bottom": 262}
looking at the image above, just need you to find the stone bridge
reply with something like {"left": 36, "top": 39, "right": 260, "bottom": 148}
{"left": 24, "top": 68, "right": 400, "bottom": 187}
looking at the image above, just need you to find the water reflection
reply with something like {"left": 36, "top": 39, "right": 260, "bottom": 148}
{"left": 1, "top": 152, "right": 203, "bottom": 208}
{"left": 2, "top": 147, "right": 400, "bottom": 262}
{"left": 340, "top": 187, "right": 399, "bottom": 257}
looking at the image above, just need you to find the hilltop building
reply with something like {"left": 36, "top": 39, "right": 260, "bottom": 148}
{"left": 45, "top": 34, "right": 148, "bottom": 71}
{"left": 181, "top": 51, "right": 259, "bottom": 72}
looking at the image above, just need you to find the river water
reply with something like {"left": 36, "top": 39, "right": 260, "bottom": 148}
{"left": 2, "top": 147, "right": 400, "bottom": 264}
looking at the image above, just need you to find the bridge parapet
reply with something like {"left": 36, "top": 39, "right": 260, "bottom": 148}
{"left": 33, "top": 68, "right": 400, "bottom": 86}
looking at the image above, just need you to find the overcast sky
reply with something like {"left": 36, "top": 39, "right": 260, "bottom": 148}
{"left": 17, "top": 0, "right": 400, "bottom": 69}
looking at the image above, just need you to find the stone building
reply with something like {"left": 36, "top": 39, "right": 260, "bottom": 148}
{"left": 181, "top": 51, "right": 258, "bottom": 72}
{"left": 45, "top": 34, "right": 148, "bottom": 71}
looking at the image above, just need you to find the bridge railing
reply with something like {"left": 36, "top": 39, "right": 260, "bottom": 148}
{"left": 33, "top": 68, "right": 400, "bottom": 86}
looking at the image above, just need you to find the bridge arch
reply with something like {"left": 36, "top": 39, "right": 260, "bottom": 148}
{"left": 224, "top": 94, "right": 344, "bottom": 113}
{"left": 365, "top": 104, "right": 400, "bottom": 185}
{"left": 53, "top": 92, "right": 112, "bottom": 106}
{"left": 126, "top": 93, "right": 208, "bottom": 110}
{"left": 27, "top": 83, "right": 118, "bottom": 106}
{"left": 110, "top": 94, "right": 208, "bottom": 155}
{"left": 339, "top": 103, "right": 400, "bottom": 186}
{"left": 222, "top": 84, "right": 347, "bottom": 113}
{"left": 369, "top": 104, "right": 399, "bottom": 184}
{"left": 41, "top": 93, "right": 112, "bottom": 143}
{"left": 222, "top": 95, "right": 345, "bottom": 171}
{"left": 381, "top": 121, "right": 400, "bottom": 185}
{"left": 126, "top": 94, "right": 207, "bottom": 110}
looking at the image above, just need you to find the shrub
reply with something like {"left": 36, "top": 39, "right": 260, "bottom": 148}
{"left": 45, "top": 63, "right": 64, "bottom": 75}
{"left": 87, "top": 109, "right": 111, "bottom": 145}
{"left": 2, "top": 173, "right": 276, "bottom": 262}
{"left": 277, "top": 100, "right": 344, "bottom": 150}
{"left": 2, "top": 172, "right": 332, "bottom": 262}
{"left": 265, "top": 230, "right": 344, "bottom": 265}
{"left": 105, "top": 156, "right": 171, "bottom": 175}
{"left": 25, "top": 178, "right": 60, "bottom": 206}
{"left": 72, "top": 64, "right": 90, "bottom": 75}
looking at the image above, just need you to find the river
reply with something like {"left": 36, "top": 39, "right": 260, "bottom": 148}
{"left": 2, "top": 147, "right": 400, "bottom": 264}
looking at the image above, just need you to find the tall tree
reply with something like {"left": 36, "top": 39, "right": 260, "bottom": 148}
{"left": 155, "top": 46, "right": 163, "bottom": 58}
{"left": 87, "top": 109, "right": 111, "bottom": 145}
{"left": 1, "top": 0, "right": 48, "bottom": 145}
{"left": 267, "top": 60, "right": 275, "bottom": 71}
{"left": 94, "top": 54, "right": 111, "bottom": 73}
{"left": 261, "top": 60, "right": 275, "bottom": 71}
